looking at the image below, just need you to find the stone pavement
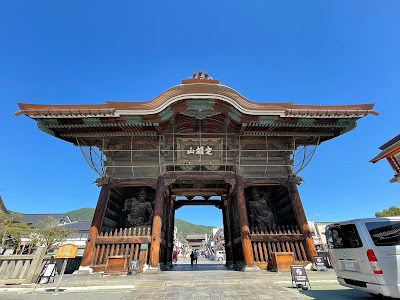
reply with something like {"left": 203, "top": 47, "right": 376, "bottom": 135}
{"left": 0, "top": 257, "right": 371, "bottom": 299}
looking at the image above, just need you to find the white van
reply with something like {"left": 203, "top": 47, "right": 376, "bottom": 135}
{"left": 325, "top": 217, "right": 400, "bottom": 298}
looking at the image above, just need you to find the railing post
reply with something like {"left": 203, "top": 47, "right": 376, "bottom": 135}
{"left": 24, "top": 246, "right": 46, "bottom": 283}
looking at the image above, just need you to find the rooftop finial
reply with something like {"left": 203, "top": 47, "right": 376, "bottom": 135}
{"left": 182, "top": 70, "right": 219, "bottom": 84}
{"left": 191, "top": 69, "right": 213, "bottom": 80}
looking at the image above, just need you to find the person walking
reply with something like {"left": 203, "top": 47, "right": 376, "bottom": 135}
{"left": 195, "top": 249, "right": 199, "bottom": 264}
{"left": 190, "top": 251, "right": 195, "bottom": 266}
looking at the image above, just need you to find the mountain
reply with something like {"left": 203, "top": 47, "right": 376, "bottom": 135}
{"left": 67, "top": 208, "right": 95, "bottom": 221}
{"left": 66, "top": 208, "right": 216, "bottom": 238}
{"left": 174, "top": 219, "right": 215, "bottom": 239}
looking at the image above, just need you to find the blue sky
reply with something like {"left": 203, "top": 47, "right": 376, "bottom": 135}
{"left": 1, "top": 1, "right": 399, "bottom": 227}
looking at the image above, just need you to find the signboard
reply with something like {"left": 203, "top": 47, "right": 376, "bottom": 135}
{"left": 140, "top": 244, "right": 148, "bottom": 250}
{"left": 56, "top": 244, "right": 79, "bottom": 259}
{"left": 290, "top": 265, "right": 311, "bottom": 289}
{"left": 176, "top": 138, "right": 223, "bottom": 165}
{"left": 312, "top": 256, "right": 327, "bottom": 271}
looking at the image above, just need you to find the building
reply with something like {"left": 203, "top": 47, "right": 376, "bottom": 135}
{"left": 0, "top": 200, "right": 90, "bottom": 273}
{"left": 370, "top": 134, "right": 400, "bottom": 183}
{"left": 186, "top": 234, "right": 207, "bottom": 251}
{"left": 213, "top": 227, "right": 225, "bottom": 251}
{"left": 16, "top": 71, "right": 377, "bottom": 273}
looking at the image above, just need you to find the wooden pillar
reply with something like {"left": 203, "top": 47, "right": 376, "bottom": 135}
{"left": 81, "top": 184, "right": 109, "bottom": 267}
{"left": 222, "top": 195, "right": 233, "bottom": 265}
{"left": 169, "top": 200, "right": 176, "bottom": 263}
{"left": 149, "top": 176, "right": 165, "bottom": 268}
{"left": 235, "top": 175, "right": 254, "bottom": 267}
{"left": 288, "top": 179, "right": 317, "bottom": 260}
{"left": 227, "top": 192, "right": 236, "bottom": 264}
{"left": 165, "top": 193, "right": 175, "bottom": 265}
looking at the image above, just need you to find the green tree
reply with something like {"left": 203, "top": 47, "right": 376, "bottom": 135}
{"left": 375, "top": 206, "right": 400, "bottom": 217}
{"left": 0, "top": 212, "right": 31, "bottom": 254}
{"left": 31, "top": 217, "right": 71, "bottom": 252}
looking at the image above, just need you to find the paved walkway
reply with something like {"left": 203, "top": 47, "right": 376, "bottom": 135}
{"left": 0, "top": 258, "right": 371, "bottom": 299}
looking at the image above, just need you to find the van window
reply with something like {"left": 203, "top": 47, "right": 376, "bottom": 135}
{"left": 365, "top": 221, "right": 400, "bottom": 246}
{"left": 326, "top": 224, "right": 363, "bottom": 249}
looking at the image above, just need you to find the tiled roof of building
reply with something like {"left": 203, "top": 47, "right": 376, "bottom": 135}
{"left": 22, "top": 214, "right": 72, "bottom": 226}
{"left": 186, "top": 234, "right": 207, "bottom": 240}
{"left": 370, "top": 135, "right": 400, "bottom": 163}
{"left": 63, "top": 221, "right": 91, "bottom": 232}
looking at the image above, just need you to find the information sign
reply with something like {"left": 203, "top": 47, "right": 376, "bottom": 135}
{"left": 290, "top": 265, "right": 311, "bottom": 289}
{"left": 56, "top": 243, "right": 79, "bottom": 259}
{"left": 313, "top": 256, "right": 327, "bottom": 271}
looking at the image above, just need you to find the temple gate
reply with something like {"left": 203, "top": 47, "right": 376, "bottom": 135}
{"left": 16, "top": 71, "right": 377, "bottom": 273}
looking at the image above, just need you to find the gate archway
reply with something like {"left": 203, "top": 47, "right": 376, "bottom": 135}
{"left": 16, "top": 71, "right": 377, "bottom": 273}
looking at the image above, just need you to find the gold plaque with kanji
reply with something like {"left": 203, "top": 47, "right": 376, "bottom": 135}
{"left": 56, "top": 244, "right": 79, "bottom": 258}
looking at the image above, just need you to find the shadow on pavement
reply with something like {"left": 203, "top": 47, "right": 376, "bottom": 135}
{"left": 168, "top": 263, "right": 230, "bottom": 271}
{"left": 282, "top": 285, "right": 374, "bottom": 300}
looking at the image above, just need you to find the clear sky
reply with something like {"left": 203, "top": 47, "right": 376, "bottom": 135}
{"left": 1, "top": 1, "right": 399, "bottom": 227}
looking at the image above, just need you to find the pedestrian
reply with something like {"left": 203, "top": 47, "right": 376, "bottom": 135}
{"left": 172, "top": 250, "right": 178, "bottom": 263}
{"left": 190, "top": 251, "right": 195, "bottom": 266}
{"left": 195, "top": 249, "right": 199, "bottom": 264}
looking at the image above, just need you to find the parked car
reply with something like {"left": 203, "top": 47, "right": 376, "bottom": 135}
{"left": 215, "top": 250, "right": 225, "bottom": 261}
{"left": 325, "top": 217, "right": 400, "bottom": 299}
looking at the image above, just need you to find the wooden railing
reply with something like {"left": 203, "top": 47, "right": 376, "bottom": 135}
{"left": 0, "top": 247, "right": 47, "bottom": 285}
{"left": 250, "top": 225, "right": 307, "bottom": 269}
{"left": 91, "top": 226, "right": 151, "bottom": 273}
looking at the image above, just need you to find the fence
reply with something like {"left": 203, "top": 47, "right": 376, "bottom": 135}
{"left": 0, "top": 246, "right": 47, "bottom": 285}
{"left": 91, "top": 226, "right": 151, "bottom": 273}
{"left": 250, "top": 225, "right": 308, "bottom": 269}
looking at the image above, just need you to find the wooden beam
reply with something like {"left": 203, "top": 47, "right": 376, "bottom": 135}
{"left": 109, "top": 178, "right": 158, "bottom": 189}
{"left": 171, "top": 188, "right": 226, "bottom": 196}
{"left": 238, "top": 123, "right": 247, "bottom": 136}
{"left": 174, "top": 200, "right": 223, "bottom": 209}
{"left": 102, "top": 217, "right": 119, "bottom": 229}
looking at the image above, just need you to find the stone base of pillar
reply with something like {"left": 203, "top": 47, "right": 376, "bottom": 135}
{"left": 144, "top": 266, "right": 161, "bottom": 274}
{"left": 232, "top": 263, "right": 261, "bottom": 272}
{"left": 242, "top": 266, "right": 261, "bottom": 272}
{"left": 74, "top": 266, "right": 94, "bottom": 274}
{"left": 226, "top": 260, "right": 234, "bottom": 266}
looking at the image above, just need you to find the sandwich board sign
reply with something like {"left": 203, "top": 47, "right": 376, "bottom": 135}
{"left": 313, "top": 256, "right": 327, "bottom": 271}
{"left": 290, "top": 265, "right": 311, "bottom": 289}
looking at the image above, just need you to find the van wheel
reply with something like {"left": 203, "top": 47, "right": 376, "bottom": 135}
{"left": 367, "top": 293, "right": 384, "bottom": 298}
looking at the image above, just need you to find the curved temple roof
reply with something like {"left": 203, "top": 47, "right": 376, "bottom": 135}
{"left": 14, "top": 75, "right": 379, "bottom": 179}
{"left": 14, "top": 76, "right": 378, "bottom": 149}
{"left": 15, "top": 81, "right": 377, "bottom": 119}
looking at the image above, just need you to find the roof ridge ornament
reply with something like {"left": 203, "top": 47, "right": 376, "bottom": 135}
{"left": 181, "top": 70, "right": 220, "bottom": 84}
{"left": 192, "top": 69, "right": 212, "bottom": 80}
